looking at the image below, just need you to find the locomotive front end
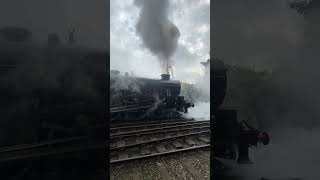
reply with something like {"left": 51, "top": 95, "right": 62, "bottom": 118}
{"left": 159, "top": 73, "right": 193, "bottom": 113}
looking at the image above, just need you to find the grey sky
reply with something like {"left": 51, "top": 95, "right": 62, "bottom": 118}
{"left": 110, "top": 0, "right": 210, "bottom": 83}
{"left": 0, "top": 0, "right": 109, "bottom": 49}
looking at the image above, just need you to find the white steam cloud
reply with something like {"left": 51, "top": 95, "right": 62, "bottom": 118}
{"left": 183, "top": 62, "right": 210, "bottom": 120}
{"left": 220, "top": 128, "right": 320, "bottom": 180}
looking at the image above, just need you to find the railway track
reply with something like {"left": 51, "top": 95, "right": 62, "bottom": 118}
{"left": 0, "top": 118, "right": 210, "bottom": 164}
{"left": 110, "top": 118, "right": 204, "bottom": 128}
{"left": 0, "top": 136, "right": 105, "bottom": 162}
{"left": 110, "top": 118, "right": 211, "bottom": 163}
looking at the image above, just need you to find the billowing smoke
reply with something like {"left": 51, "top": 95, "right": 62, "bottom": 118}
{"left": 182, "top": 61, "right": 210, "bottom": 120}
{"left": 110, "top": 72, "right": 144, "bottom": 107}
{"left": 214, "top": 0, "right": 320, "bottom": 179}
{"left": 134, "top": 0, "right": 180, "bottom": 74}
{"left": 185, "top": 101, "right": 210, "bottom": 120}
{"left": 110, "top": 72, "right": 142, "bottom": 94}
{"left": 219, "top": 127, "right": 320, "bottom": 180}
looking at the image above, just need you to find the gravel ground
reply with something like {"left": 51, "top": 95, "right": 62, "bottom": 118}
{"left": 182, "top": 150, "right": 210, "bottom": 179}
{"left": 110, "top": 148, "right": 210, "bottom": 180}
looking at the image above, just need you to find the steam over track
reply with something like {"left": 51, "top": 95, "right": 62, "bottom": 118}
{"left": 110, "top": 118, "right": 210, "bottom": 163}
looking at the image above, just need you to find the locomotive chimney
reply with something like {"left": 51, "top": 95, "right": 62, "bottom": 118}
{"left": 161, "top": 74, "right": 170, "bottom": 80}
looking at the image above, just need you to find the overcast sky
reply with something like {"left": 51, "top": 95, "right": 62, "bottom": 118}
{"left": 110, "top": 0, "right": 210, "bottom": 84}
{"left": 0, "top": 0, "right": 108, "bottom": 49}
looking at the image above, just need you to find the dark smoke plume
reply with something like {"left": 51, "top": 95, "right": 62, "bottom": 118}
{"left": 135, "top": 0, "right": 180, "bottom": 74}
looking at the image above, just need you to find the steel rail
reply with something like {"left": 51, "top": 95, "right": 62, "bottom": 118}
{"left": 0, "top": 136, "right": 87, "bottom": 153}
{"left": 110, "top": 144, "right": 210, "bottom": 164}
{"left": 111, "top": 121, "right": 210, "bottom": 137}
{"left": 110, "top": 119, "right": 208, "bottom": 131}
{"left": 110, "top": 125, "right": 210, "bottom": 140}
{"left": 110, "top": 130, "right": 210, "bottom": 150}
{"left": 110, "top": 118, "right": 197, "bottom": 128}
{"left": 0, "top": 141, "right": 106, "bottom": 162}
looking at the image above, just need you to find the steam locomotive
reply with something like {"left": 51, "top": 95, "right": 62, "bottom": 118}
{"left": 211, "top": 57, "right": 270, "bottom": 175}
{"left": 0, "top": 27, "right": 107, "bottom": 146}
{"left": 110, "top": 71, "right": 194, "bottom": 121}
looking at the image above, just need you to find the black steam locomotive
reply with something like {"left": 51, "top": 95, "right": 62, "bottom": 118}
{"left": 211, "top": 58, "right": 270, "bottom": 175}
{"left": 110, "top": 71, "right": 193, "bottom": 121}
{"left": 0, "top": 27, "right": 107, "bottom": 146}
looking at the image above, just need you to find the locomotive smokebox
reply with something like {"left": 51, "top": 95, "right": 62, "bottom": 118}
{"left": 161, "top": 74, "right": 170, "bottom": 80}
